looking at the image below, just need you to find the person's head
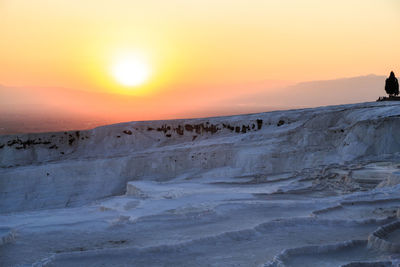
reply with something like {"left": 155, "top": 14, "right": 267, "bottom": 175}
{"left": 390, "top": 71, "right": 395, "bottom": 77}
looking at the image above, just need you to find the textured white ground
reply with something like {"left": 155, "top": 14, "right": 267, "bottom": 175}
{"left": 1, "top": 102, "right": 400, "bottom": 266}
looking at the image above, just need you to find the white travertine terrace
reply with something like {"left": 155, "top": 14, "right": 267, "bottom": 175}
{"left": 1, "top": 102, "right": 400, "bottom": 266}
{"left": 368, "top": 221, "right": 400, "bottom": 253}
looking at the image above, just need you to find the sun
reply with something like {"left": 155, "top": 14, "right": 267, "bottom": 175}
{"left": 112, "top": 56, "right": 151, "bottom": 87}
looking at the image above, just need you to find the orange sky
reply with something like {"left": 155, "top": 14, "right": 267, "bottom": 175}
{"left": 1, "top": 0, "right": 400, "bottom": 130}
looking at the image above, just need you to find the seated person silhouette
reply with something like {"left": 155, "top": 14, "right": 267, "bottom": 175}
{"left": 385, "top": 71, "right": 399, "bottom": 96}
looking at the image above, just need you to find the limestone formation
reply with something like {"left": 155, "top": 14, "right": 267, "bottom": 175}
{"left": 2, "top": 102, "right": 400, "bottom": 266}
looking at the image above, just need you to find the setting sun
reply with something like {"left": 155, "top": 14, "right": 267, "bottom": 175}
{"left": 2, "top": 1, "right": 400, "bottom": 266}
{"left": 112, "top": 56, "right": 151, "bottom": 87}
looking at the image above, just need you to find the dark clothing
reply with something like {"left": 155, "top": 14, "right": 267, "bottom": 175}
{"left": 385, "top": 72, "right": 399, "bottom": 96}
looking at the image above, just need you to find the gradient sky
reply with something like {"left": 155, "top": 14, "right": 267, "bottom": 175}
{"left": 1, "top": 0, "right": 400, "bottom": 131}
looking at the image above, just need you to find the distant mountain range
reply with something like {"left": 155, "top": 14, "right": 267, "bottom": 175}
{"left": 226, "top": 74, "right": 385, "bottom": 110}
{"left": 0, "top": 74, "right": 386, "bottom": 134}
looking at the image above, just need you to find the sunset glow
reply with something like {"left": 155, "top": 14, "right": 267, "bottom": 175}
{"left": 0, "top": 0, "right": 399, "bottom": 133}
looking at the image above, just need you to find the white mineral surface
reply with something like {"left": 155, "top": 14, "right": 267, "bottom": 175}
{"left": 1, "top": 102, "right": 400, "bottom": 266}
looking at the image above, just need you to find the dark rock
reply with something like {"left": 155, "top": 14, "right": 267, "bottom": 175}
{"left": 68, "top": 137, "right": 75, "bottom": 145}
{"left": 7, "top": 139, "right": 18, "bottom": 146}
{"left": 185, "top": 124, "right": 194, "bottom": 131}
{"left": 176, "top": 126, "right": 184, "bottom": 135}
{"left": 256, "top": 119, "right": 263, "bottom": 130}
{"left": 157, "top": 125, "right": 169, "bottom": 133}
{"left": 194, "top": 124, "right": 202, "bottom": 134}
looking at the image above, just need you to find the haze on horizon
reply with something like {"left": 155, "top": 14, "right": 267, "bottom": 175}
{"left": 0, "top": 0, "right": 399, "bottom": 134}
